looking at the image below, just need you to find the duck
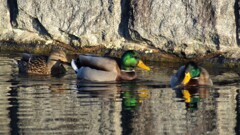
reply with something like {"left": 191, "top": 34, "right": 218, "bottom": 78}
{"left": 17, "top": 50, "right": 68, "bottom": 76}
{"left": 71, "top": 50, "right": 150, "bottom": 82}
{"left": 170, "top": 61, "right": 213, "bottom": 89}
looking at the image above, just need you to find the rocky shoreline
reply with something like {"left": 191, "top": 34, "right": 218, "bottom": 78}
{"left": 0, "top": 40, "right": 222, "bottom": 62}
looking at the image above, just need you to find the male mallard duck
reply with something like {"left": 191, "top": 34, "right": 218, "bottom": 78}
{"left": 170, "top": 61, "right": 212, "bottom": 88}
{"left": 71, "top": 50, "right": 150, "bottom": 81}
{"left": 17, "top": 50, "right": 68, "bottom": 76}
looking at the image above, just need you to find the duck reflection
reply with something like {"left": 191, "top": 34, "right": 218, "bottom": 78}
{"left": 122, "top": 89, "right": 150, "bottom": 110}
{"left": 175, "top": 87, "right": 210, "bottom": 111}
{"left": 171, "top": 85, "right": 218, "bottom": 135}
{"left": 118, "top": 82, "right": 151, "bottom": 135}
{"left": 76, "top": 81, "right": 150, "bottom": 135}
{"left": 76, "top": 81, "right": 121, "bottom": 99}
{"left": 76, "top": 81, "right": 150, "bottom": 110}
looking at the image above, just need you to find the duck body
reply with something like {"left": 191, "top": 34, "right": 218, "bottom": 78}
{"left": 71, "top": 50, "right": 150, "bottom": 82}
{"left": 170, "top": 62, "right": 212, "bottom": 89}
{"left": 17, "top": 50, "right": 68, "bottom": 76}
{"left": 18, "top": 54, "right": 49, "bottom": 74}
{"left": 73, "top": 55, "right": 121, "bottom": 81}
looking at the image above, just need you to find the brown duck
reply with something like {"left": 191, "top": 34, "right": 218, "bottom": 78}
{"left": 17, "top": 50, "right": 68, "bottom": 76}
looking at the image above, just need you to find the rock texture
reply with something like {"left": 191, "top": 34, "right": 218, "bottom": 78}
{"left": 129, "top": 0, "right": 236, "bottom": 57}
{"left": 0, "top": 0, "right": 239, "bottom": 58}
{"left": 0, "top": 0, "right": 11, "bottom": 40}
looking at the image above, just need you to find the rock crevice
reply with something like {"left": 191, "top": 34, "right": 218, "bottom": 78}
{"left": 7, "top": 0, "right": 18, "bottom": 27}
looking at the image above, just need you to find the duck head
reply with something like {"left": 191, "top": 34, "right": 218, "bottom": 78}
{"left": 49, "top": 50, "right": 67, "bottom": 62}
{"left": 182, "top": 62, "right": 200, "bottom": 85}
{"left": 120, "top": 50, "right": 150, "bottom": 71}
{"left": 48, "top": 50, "right": 68, "bottom": 68}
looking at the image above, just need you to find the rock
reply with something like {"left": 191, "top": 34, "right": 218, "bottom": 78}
{"left": 16, "top": 0, "right": 123, "bottom": 47}
{"left": 0, "top": 0, "right": 239, "bottom": 60}
{"left": 0, "top": 0, "right": 12, "bottom": 40}
{"left": 129, "top": 0, "right": 237, "bottom": 58}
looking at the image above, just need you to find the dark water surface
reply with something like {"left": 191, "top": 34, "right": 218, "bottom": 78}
{"left": 0, "top": 53, "right": 239, "bottom": 135}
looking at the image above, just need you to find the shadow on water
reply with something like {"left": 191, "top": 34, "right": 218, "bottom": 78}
{"left": 0, "top": 53, "right": 240, "bottom": 134}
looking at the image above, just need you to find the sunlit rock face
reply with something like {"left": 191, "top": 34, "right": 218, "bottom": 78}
{"left": 0, "top": 0, "right": 12, "bottom": 41}
{"left": 16, "top": 0, "right": 123, "bottom": 47}
{"left": 129, "top": 0, "right": 236, "bottom": 57}
{"left": 0, "top": 0, "right": 238, "bottom": 58}
{"left": 1, "top": 0, "right": 123, "bottom": 47}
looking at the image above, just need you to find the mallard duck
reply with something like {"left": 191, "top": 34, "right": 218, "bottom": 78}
{"left": 170, "top": 61, "right": 213, "bottom": 88}
{"left": 17, "top": 50, "right": 68, "bottom": 76}
{"left": 71, "top": 50, "right": 150, "bottom": 81}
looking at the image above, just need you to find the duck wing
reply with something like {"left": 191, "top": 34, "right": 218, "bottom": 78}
{"left": 28, "top": 55, "right": 49, "bottom": 74}
{"left": 170, "top": 65, "right": 186, "bottom": 88}
{"left": 76, "top": 54, "right": 120, "bottom": 72}
{"left": 18, "top": 53, "right": 48, "bottom": 74}
{"left": 198, "top": 67, "right": 213, "bottom": 86}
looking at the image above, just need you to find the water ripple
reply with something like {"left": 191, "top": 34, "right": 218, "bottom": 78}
{"left": 0, "top": 54, "right": 239, "bottom": 134}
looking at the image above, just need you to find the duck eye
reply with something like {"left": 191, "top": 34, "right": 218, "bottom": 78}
{"left": 133, "top": 55, "right": 139, "bottom": 59}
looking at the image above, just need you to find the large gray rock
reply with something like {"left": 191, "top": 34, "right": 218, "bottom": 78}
{"left": 16, "top": 0, "right": 123, "bottom": 47}
{"left": 0, "top": 0, "right": 239, "bottom": 59}
{"left": 0, "top": 0, "right": 12, "bottom": 40}
{"left": 129, "top": 0, "right": 237, "bottom": 57}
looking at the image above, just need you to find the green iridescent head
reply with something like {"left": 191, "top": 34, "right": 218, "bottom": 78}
{"left": 182, "top": 62, "right": 200, "bottom": 85}
{"left": 120, "top": 50, "right": 150, "bottom": 71}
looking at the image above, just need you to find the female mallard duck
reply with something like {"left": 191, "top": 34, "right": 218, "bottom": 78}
{"left": 170, "top": 61, "right": 212, "bottom": 88}
{"left": 17, "top": 50, "right": 68, "bottom": 76}
{"left": 71, "top": 50, "right": 150, "bottom": 82}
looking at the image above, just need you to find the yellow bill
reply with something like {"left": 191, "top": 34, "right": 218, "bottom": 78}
{"left": 183, "top": 89, "right": 191, "bottom": 103}
{"left": 182, "top": 72, "right": 191, "bottom": 85}
{"left": 137, "top": 60, "right": 150, "bottom": 71}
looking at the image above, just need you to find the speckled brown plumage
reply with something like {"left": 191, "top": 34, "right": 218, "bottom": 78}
{"left": 17, "top": 50, "right": 68, "bottom": 75}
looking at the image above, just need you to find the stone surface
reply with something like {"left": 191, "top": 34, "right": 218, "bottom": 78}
{"left": 0, "top": 0, "right": 12, "bottom": 41}
{"left": 129, "top": 0, "right": 237, "bottom": 57}
{"left": 16, "top": 0, "right": 123, "bottom": 47}
{"left": 0, "top": 0, "right": 239, "bottom": 59}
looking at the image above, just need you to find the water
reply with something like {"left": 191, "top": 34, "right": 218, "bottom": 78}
{"left": 0, "top": 53, "right": 239, "bottom": 135}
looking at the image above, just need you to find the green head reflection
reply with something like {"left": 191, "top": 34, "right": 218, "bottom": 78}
{"left": 183, "top": 89, "right": 200, "bottom": 111}
{"left": 122, "top": 89, "right": 150, "bottom": 110}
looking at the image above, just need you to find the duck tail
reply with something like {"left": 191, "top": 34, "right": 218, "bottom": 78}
{"left": 71, "top": 59, "right": 78, "bottom": 73}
